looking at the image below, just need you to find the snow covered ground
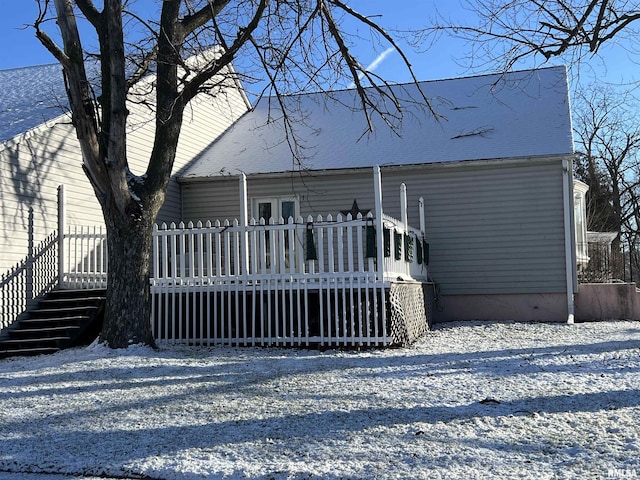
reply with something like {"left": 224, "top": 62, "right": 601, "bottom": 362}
{"left": 0, "top": 320, "right": 639, "bottom": 480}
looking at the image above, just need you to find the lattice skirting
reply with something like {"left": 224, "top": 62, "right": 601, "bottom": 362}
{"left": 388, "top": 282, "right": 432, "bottom": 346}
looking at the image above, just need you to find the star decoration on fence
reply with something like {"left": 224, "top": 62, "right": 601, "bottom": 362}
{"left": 341, "top": 199, "right": 370, "bottom": 218}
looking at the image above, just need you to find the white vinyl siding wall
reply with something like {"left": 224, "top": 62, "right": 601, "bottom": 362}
{"left": 390, "top": 160, "right": 567, "bottom": 295}
{"left": 180, "top": 157, "right": 567, "bottom": 295}
{"left": 0, "top": 120, "right": 98, "bottom": 276}
{"left": 0, "top": 80, "right": 248, "bottom": 275}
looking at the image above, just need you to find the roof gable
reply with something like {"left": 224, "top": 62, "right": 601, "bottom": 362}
{"left": 181, "top": 66, "right": 573, "bottom": 179}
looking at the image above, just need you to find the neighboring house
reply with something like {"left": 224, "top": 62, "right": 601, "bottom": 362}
{"left": 582, "top": 231, "right": 619, "bottom": 282}
{"left": 179, "top": 65, "right": 580, "bottom": 324}
{"left": 0, "top": 62, "right": 250, "bottom": 326}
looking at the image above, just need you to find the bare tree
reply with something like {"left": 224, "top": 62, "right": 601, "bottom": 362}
{"left": 32, "top": 0, "right": 429, "bottom": 348}
{"left": 418, "top": 0, "right": 640, "bottom": 74}
{"left": 573, "top": 86, "right": 640, "bottom": 279}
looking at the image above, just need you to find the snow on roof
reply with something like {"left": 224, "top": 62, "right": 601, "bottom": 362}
{"left": 181, "top": 66, "right": 573, "bottom": 179}
{"left": 0, "top": 64, "right": 70, "bottom": 143}
{"left": 587, "top": 231, "right": 618, "bottom": 244}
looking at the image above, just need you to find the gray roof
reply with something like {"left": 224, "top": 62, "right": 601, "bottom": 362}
{"left": 181, "top": 66, "right": 573, "bottom": 179}
{"left": 0, "top": 64, "right": 69, "bottom": 143}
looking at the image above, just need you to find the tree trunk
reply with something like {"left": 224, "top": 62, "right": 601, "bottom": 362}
{"left": 100, "top": 211, "right": 156, "bottom": 348}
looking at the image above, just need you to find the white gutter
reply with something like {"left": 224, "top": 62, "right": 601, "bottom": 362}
{"left": 562, "top": 158, "right": 576, "bottom": 324}
{"left": 177, "top": 154, "right": 565, "bottom": 184}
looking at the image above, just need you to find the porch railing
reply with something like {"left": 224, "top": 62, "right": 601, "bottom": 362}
{"left": 381, "top": 213, "right": 428, "bottom": 282}
{"left": 0, "top": 231, "right": 58, "bottom": 330}
{"left": 153, "top": 213, "right": 387, "bottom": 282}
{"left": 61, "top": 225, "right": 108, "bottom": 289}
{"left": 151, "top": 213, "right": 387, "bottom": 346}
{"left": 55, "top": 208, "right": 427, "bottom": 347}
{"left": 59, "top": 212, "right": 428, "bottom": 288}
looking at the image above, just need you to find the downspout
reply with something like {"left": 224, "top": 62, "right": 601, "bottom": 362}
{"left": 562, "top": 158, "right": 576, "bottom": 324}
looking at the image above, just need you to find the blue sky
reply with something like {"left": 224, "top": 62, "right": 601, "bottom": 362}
{"left": 0, "top": 1, "right": 466, "bottom": 79}
{"left": 0, "top": 0, "right": 500, "bottom": 81}
{"left": 0, "top": 1, "right": 635, "bottom": 87}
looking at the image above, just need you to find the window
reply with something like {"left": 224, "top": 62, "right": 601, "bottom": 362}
{"left": 252, "top": 196, "right": 298, "bottom": 222}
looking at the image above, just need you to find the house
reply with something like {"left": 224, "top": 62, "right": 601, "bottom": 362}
{"left": 0, "top": 62, "right": 250, "bottom": 330}
{"left": 1, "top": 62, "right": 588, "bottom": 349}
{"left": 178, "top": 65, "right": 580, "bottom": 325}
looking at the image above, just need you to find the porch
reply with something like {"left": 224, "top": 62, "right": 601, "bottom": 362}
{"left": 2, "top": 167, "right": 431, "bottom": 349}
{"left": 146, "top": 208, "right": 429, "bottom": 348}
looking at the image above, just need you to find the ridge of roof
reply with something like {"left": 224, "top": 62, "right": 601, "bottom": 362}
{"left": 0, "top": 62, "right": 60, "bottom": 72}
{"left": 257, "top": 65, "right": 567, "bottom": 101}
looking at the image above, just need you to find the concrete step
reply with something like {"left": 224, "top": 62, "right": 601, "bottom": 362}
{"left": 28, "top": 306, "right": 99, "bottom": 319}
{"left": 38, "top": 297, "right": 106, "bottom": 309}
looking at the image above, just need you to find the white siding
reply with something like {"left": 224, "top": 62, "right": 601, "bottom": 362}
{"left": 180, "top": 158, "right": 568, "bottom": 295}
{"left": 0, "top": 120, "right": 101, "bottom": 276}
{"left": 0, "top": 77, "right": 248, "bottom": 277}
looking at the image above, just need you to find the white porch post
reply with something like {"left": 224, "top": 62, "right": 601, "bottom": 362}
{"left": 400, "top": 183, "right": 408, "bottom": 229}
{"left": 57, "top": 185, "right": 66, "bottom": 288}
{"left": 239, "top": 173, "right": 249, "bottom": 276}
{"left": 418, "top": 197, "right": 425, "bottom": 238}
{"left": 373, "top": 165, "right": 388, "bottom": 343}
{"left": 373, "top": 166, "right": 384, "bottom": 282}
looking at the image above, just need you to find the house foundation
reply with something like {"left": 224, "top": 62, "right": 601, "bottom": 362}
{"left": 431, "top": 293, "right": 569, "bottom": 323}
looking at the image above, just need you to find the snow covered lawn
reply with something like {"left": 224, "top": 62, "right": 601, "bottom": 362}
{"left": 0, "top": 321, "right": 639, "bottom": 480}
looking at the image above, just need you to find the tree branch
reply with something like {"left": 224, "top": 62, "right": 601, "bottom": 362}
{"left": 330, "top": 0, "right": 435, "bottom": 117}
{"left": 35, "top": 29, "right": 71, "bottom": 69}
{"left": 51, "top": 0, "right": 106, "bottom": 199}
{"left": 179, "top": 0, "right": 231, "bottom": 42}
{"left": 74, "top": 0, "right": 102, "bottom": 30}
{"left": 179, "top": 0, "right": 269, "bottom": 104}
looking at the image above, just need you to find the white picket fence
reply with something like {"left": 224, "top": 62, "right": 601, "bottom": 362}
{"left": 150, "top": 213, "right": 419, "bottom": 347}
{"left": 56, "top": 211, "right": 427, "bottom": 347}
{"left": 153, "top": 213, "right": 386, "bottom": 281}
{"left": 61, "top": 225, "right": 108, "bottom": 289}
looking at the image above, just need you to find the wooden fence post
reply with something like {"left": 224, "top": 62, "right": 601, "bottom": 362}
{"left": 57, "top": 185, "right": 66, "bottom": 288}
